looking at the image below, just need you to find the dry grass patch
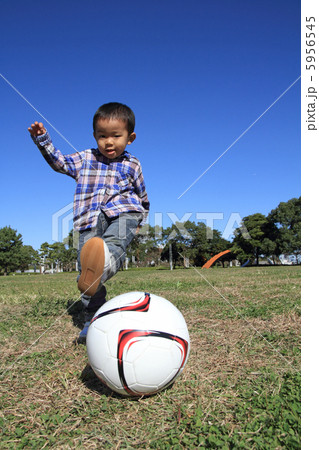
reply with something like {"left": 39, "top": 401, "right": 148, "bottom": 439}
{"left": 0, "top": 267, "right": 300, "bottom": 448}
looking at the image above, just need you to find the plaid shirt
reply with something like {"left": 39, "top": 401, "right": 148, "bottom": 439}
{"left": 32, "top": 132, "right": 149, "bottom": 231}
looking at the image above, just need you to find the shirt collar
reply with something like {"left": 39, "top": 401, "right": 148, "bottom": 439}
{"left": 94, "top": 148, "right": 130, "bottom": 162}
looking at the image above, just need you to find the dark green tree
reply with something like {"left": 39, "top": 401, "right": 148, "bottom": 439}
{"left": 39, "top": 242, "right": 53, "bottom": 272}
{"left": 187, "top": 221, "right": 230, "bottom": 267}
{"left": 19, "top": 245, "right": 40, "bottom": 272}
{"left": 50, "top": 242, "right": 68, "bottom": 272}
{"left": 160, "top": 221, "right": 231, "bottom": 268}
{"left": 231, "top": 213, "right": 269, "bottom": 265}
{"left": 39, "top": 240, "right": 77, "bottom": 272}
{"left": 62, "top": 229, "right": 80, "bottom": 271}
{"left": 0, "top": 226, "right": 24, "bottom": 275}
{"left": 127, "top": 225, "right": 162, "bottom": 267}
{"left": 161, "top": 221, "right": 197, "bottom": 268}
{"left": 268, "top": 197, "right": 301, "bottom": 260}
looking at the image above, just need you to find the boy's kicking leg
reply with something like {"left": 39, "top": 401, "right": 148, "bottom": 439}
{"left": 77, "top": 212, "right": 142, "bottom": 342}
{"left": 77, "top": 237, "right": 113, "bottom": 297}
{"left": 78, "top": 285, "right": 107, "bottom": 342}
{"left": 76, "top": 219, "right": 109, "bottom": 343}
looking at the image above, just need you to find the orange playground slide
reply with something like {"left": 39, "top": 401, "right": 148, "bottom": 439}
{"left": 202, "top": 250, "right": 231, "bottom": 269}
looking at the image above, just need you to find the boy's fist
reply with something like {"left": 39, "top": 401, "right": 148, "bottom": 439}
{"left": 28, "top": 122, "right": 46, "bottom": 137}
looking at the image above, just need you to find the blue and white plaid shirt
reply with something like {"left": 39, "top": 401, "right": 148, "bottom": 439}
{"left": 32, "top": 132, "right": 149, "bottom": 231}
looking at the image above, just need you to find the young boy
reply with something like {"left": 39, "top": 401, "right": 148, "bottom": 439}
{"left": 28, "top": 102, "right": 149, "bottom": 342}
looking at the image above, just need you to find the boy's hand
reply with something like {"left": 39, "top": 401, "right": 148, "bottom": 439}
{"left": 28, "top": 121, "right": 47, "bottom": 137}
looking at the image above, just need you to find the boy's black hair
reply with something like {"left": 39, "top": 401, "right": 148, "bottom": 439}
{"left": 93, "top": 102, "right": 135, "bottom": 134}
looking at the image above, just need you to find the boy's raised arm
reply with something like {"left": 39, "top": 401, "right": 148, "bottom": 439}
{"left": 28, "top": 121, "right": 47, "bottom": 137}
{"left": 28, "top": 121, "right": 82, "bottom": 180}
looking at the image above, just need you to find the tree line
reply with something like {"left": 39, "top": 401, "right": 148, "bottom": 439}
{"left": 0, "top": 197, "right": 300, "bottom": 275}
{"left": 128, "top": 197, "right": 300, "bottom": 268}
{"left": 0, "top": 229, "right": 77, "bottom": 275}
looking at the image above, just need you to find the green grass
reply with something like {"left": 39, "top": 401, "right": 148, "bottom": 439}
{"left": 0, "top": 266, "right": 300, "bottom": 448}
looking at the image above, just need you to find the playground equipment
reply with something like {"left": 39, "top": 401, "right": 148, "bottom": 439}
{"left": 241, "top": 259, "right": 250, "bottom": 267}
{"left": 202, "top": 250, "right": 231, "bottom": 269}
{"left": 279, "top": 255, "right": 293, "bottom": 265}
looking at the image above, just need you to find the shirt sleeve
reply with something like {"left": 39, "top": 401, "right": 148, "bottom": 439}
{"left": 31, "top": 131, "right": 84, "bottom": 180}
{"left": 133, "top": 162, "right": 150, "bottom": 224}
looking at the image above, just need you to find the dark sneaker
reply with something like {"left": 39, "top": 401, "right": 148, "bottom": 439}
{"left": 77, "top": 309, "right": 94, "bottom": 344}
{"left": 78, "top": 321, "right": 91, "bottom": 344}
{"left": 77, "top": 287, "right": 107, "bottom": 344}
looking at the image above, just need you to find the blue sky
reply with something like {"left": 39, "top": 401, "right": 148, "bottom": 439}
{"left": 0, "top": 0, "right": 301, "bottom": 250}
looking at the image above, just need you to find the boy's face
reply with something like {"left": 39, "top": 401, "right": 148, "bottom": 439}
{"left": 93, "top": 118, "right": 136, "bottom": 159}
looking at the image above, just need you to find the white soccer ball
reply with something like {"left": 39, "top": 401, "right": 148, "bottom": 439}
{"left": 86, "top": 291, "right": 190, "bottom": 397}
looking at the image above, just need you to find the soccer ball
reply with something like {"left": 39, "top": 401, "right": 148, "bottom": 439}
{"left": 86, "top": 291, "right": 190, "bottom": 397}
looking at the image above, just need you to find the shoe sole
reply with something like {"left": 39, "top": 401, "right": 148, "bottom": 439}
{"left": 78, "top": 237, "right": 105, "bottom": 296}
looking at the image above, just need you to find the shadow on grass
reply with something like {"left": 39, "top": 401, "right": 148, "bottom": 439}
{"left": 67, "top": 299, "right": 85, "bottom": 330}
{"left": 80, "top": 363, "right": 116, "bottom": 397}
{"left": 80, "top": 363, "right": 175, "bottom": 400}
{"left": 81, "top": 364, "right": 144, "bottom": 401}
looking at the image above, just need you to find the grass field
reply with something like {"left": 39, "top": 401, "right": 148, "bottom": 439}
{"left": 0, "top": 266, "right": 300, "bottom": 448}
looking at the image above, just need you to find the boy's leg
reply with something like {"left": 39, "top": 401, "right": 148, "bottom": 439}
{"left": 77, "top": 213, "right": 110, "bottom": 298}
{"left": 78, "top": 285, "right": 107, "bottom": 343}
{"left": 78, "top": 212, "right": 142, "bottom": 294}
{"left": 77, "top": 218, "right": 108, "bottom": 342}
{"left": 77, "top": 237, "right": 107, "bottom": 296}
{"left": 77, "top": 212, "right": 142, "bottom": 342}
{"left": 100, "top": 212, "right": 143, "bottom": 281}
